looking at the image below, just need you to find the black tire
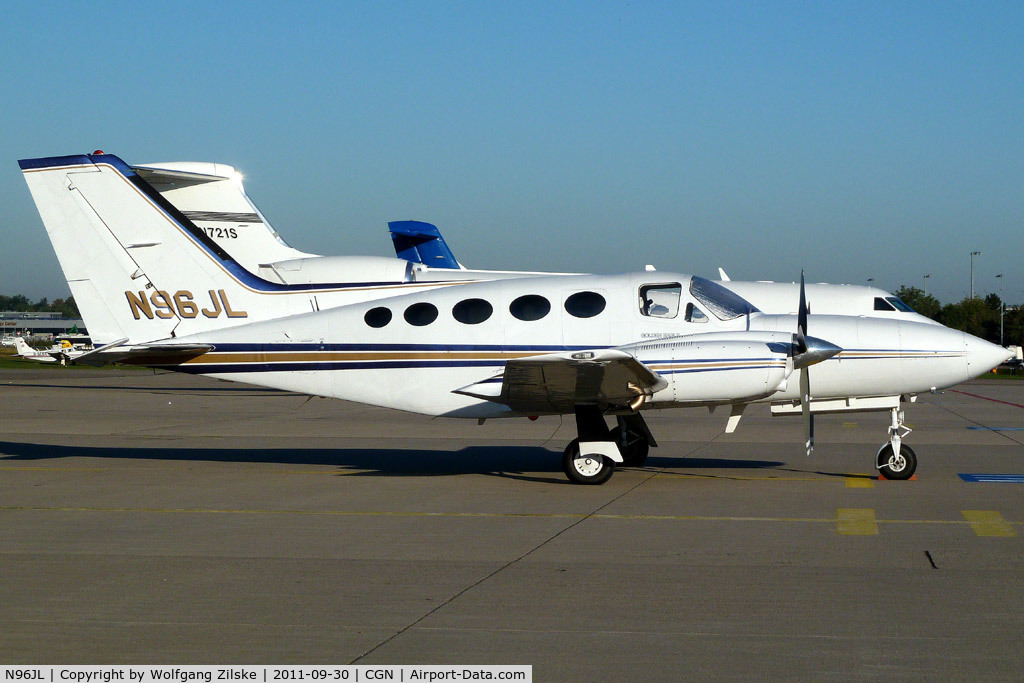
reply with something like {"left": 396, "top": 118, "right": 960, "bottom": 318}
{"left": 610, "top": 426, "right": 650, "bottom": 467}
{"left": 877, "top": 443, "right": 917, "bottom": 480}
{"left": 562, "top": 438, "right": 615, "bottom": 485}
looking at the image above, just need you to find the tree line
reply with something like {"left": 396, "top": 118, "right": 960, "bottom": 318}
{"left": 0, "top": 294, "right": 80, "bottom": 318}
{"left": 894, "top": 286, "right": 1019, "bottom": 347}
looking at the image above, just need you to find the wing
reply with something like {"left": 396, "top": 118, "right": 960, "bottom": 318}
{"left": 454, "top": 349, "right": 668, "bottom": 412}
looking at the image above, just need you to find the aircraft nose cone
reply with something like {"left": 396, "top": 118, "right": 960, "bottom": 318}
{"left": 794, "top": 335, "right": 842, "bottom": 369}
{"left": 964, "top": 332, "right": 1011, "bottom": 378}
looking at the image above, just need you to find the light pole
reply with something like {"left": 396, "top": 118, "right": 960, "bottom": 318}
{"left": 997, "top": 273, "right": 1004, "bottom": 346}
{"left": 923, "top": 274, "right": 931, "bottom": 295}
{"left": 970, "top": 251, "right": 982, "bottom": 299}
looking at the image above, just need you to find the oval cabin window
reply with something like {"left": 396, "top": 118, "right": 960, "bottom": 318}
{"left": 453, "top": 298, "right": 493, "bottom": 325}
{"left": 364, "top": 307, "right": 392, "bottom": 328}
{"left": 564, "top": 291, "right": 606, "bottom": 318}
{"left": 509, "top": 295, "right": 551, "bottom": 321}
{"left": 404, "top": 302, "right": 439, "bottom": 326}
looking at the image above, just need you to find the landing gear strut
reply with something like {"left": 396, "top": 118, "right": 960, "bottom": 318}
{"left": 562, "top": 408, "right": 655, "bottom": 484}
{"left": 876, "top": 407, "right": 917, "bottom": 480}
{"left": 612, "top": 414, "right": 655, "bottom": 467}
{"left": 562, "top": 405, "right": 617, "bottom": 485}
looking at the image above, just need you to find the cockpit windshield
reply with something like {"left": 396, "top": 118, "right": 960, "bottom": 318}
{"left": 886, "top": 297, "right": 915, "bottom": 313}
{"left": 688, "top": 276, "right": 759, "bottom": 321}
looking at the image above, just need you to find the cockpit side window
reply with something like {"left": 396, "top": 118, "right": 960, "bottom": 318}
{"left": 685, "top": 302, "right": 708, "bottom": 323}
{"left": 886, "top": 297, "right": 915, "bottom": 312}
{"left": 639, "top": 283, "right": 681, "bottom": 318}
{"left": 874, "top": 297, "right": 897, "bottom": 311}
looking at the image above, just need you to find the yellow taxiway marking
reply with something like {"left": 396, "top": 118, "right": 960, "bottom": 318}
{"left": 837, "top": 508, "right": 878, "bottom": 535}
{"left": 842, "top": 422, "right": 859, "bottom": 428}
{"left": 4, "top": 505, "right": 1017, "bottom": 535}
{"left": 962, "top": 510, "right": 1017, "bottom": 537}
{"left": 844, "top": 473, "right": 876, "bottom": 488}
{"left": 0, "top": 505, "right": 832, "bottom": 521}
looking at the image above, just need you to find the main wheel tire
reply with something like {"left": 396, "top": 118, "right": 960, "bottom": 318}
{"left": 610, "top": 426, "right": 650, "bottom": 467}
{"left": 878, "top": 443, "right": 917, "bottom": 480}
{"left": 562, "top": 438, "right": 615, "bottom": 485}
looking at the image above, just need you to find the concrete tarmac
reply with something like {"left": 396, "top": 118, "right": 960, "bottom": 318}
{"left": 1, "top": 367, "right": 1023, "bottom": 679}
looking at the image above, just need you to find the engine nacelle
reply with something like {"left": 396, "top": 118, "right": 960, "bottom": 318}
{"left": 628, "top": 333, "right": 793, "bottom": 405}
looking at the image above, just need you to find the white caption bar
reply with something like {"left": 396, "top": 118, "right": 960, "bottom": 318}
{"left": 0, "top": 667, "right": 531, "bottom": 683}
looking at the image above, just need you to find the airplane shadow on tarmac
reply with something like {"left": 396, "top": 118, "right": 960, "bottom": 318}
{"left": 1, "top": 381, "right": 286, "bottom": 394}
{"left": 0, "top": 441, "right": 785, "bottom": 484}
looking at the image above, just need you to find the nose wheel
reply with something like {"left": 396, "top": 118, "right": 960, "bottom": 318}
{"left": 876, "top": 407, "right": 917, "bottom": 480}
{"left": 877, "top": 443, "right": 917, "bottom": 480}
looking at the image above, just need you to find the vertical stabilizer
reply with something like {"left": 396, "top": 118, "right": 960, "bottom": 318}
{"left": 389, "top": 220, "right": 463, "bottom": 269}
{"left": 133, "top": 161, "right": 317, "bottom": 272}
{"left": 13, "top": 337, "right": 35, "bottom": 357}
{"left": 19, "top": 154, "right": 298, "bottom": 344}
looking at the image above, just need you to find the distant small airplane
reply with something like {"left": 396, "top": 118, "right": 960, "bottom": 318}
{"left": 19, "top": 152, "right": 1010, "bottom": 483}
{"left": 11, "top": 337, "right": 84, "bottom": 365}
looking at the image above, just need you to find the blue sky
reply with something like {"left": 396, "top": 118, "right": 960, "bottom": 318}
{"left": 2, "top": 1, "right": 1022, "bottom": 304}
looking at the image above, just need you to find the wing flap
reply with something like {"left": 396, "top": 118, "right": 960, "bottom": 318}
{"left": 455, "top": 349, "right": 667, "bottom": 412}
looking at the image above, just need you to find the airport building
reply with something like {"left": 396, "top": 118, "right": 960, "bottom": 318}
{"left": 0, "top": 311, "right": 88, "bottom": 342}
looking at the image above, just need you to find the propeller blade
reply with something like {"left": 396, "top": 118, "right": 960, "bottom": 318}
{"left": 800, "top": 366, "right": 813, "bottom": 456}
{"left": 793, "top": 271, "right": 820, "bottom": 456}
{"left": 806, "top": 413, "right": 815, "bottom": 457}
{"left": 796, "top": 270, "right": 808, "bottom": 353}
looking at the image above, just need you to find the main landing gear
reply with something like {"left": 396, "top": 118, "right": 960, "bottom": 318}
{"left": 562, "top": 407, "right": 655, "bottom": 484}
{"left": 876, "top": 407, "right": 917, "bottom": 480}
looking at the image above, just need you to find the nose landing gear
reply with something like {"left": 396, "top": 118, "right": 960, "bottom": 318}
{"left": 876, "top": 407, "right": 917, "bottom": 480}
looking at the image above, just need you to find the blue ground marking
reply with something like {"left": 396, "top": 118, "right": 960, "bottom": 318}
{"left": 959, "top": 473, "right": 1024, "bottom": 483}
{"left": 966, "top": 426, "right": 1024, "bottom": 431}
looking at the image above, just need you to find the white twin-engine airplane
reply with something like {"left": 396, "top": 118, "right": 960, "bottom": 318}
{"left": 129, "top": 155, "right": 935, "bottom": 324}
{"left": 20, "top": 152, "right": 1010, "bottom": 484}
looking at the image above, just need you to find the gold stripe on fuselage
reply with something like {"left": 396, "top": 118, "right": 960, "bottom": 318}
{"left": 651, "top": 360, "right": 786, "bottom": 371}
{"left": 182, "top": 350, "right": 548, "bottom": 365}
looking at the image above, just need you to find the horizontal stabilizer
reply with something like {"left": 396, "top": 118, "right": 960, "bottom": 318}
{"left": 74, "top": 339, "right": 213, "bottom": 367}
